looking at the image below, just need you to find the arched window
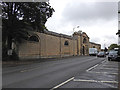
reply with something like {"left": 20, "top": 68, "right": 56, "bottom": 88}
{"left": 99, "top": 47, "right": 101, "bottom": 49}
{"left": 64, "top": 41, "right": 69, "bottom": 46}
{"left": 29, "top": 36, "right": 39, "bottom": 42}
{"left": 93, "top": 46, "right": 95, "bottom": 48}
{"left": 83, "top": 38, "right": 87, "bottom": 43}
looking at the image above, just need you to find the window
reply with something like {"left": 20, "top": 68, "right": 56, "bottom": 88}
{"left": 83, "top": 38, "right": 87, "bottom": 43}
{"left": 93, "top": 46, "right": 95, "bottom": 48}
{"left": 99, "top": 47, "right": 101, "bottom": 49}
{"left": 64, "top": 41, "right": 69, "bottom": 46}
{"left": 29, "top": 36, "right": 39, "bottom": 42}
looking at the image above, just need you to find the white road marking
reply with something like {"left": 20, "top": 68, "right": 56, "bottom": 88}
{"left": 103, "top": 82, "right": 118, "bottom": 88}
{"left": 88, "top": 71, "right": 118, "bottom": 75}
{"left": 73, "top": 79, "right": 118, "bottom": 84}
{"left": 102, "top": 65, "right": 118, "bottom": 67}
{"left": 50, "top": 77, "right": 74, "bottom": 90}
{"left": 101, "top": 60, "right": 106, "bottom": 63}
{"left": 99, "top": 68, "right": 118, "bottom": 70}
{"left": 86, "top": 64, "right": 99, "bottom": 72}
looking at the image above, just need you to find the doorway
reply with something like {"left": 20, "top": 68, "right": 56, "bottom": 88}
{"left": 83, "top": 46, "right": 85, "bottom": 55}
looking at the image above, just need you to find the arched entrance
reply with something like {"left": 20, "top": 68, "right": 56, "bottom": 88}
{"left": 83, "top": 46, "right": 85, "bottom": 55}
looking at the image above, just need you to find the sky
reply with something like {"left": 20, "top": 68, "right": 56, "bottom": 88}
{"left": 45, "top": 0, "right": 119, "bottom": 49}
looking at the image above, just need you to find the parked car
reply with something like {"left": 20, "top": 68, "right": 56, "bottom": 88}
{"left": 97, "top": 51, "right": 106, "bottom": 57}
{"left": 108, "top": 50, "right": 120, "bottom": 61}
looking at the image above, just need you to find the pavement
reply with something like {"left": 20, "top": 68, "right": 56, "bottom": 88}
{"left": 2, "top": 56, "right": 84, "bottom": 67}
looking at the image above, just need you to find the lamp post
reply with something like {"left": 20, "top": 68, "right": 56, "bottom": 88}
{"left": 73, "top": 26, "right": 79, "bottom": 33}
{"left": 104, "top": 40, "right": 107, "bottom": 52}
{"left": 73, "top": 26, "right": 79, "bottom": 56}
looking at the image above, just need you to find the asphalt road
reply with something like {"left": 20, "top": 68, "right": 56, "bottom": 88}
{"left": 2, "top": 56, "right": 117, "bottom": 89}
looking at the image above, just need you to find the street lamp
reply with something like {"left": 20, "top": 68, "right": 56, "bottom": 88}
{"left": 73, "top": 26, "right": 79, "bottom": 56}
{"left": 73, "top": 26, "right": 79, "bottom": 33}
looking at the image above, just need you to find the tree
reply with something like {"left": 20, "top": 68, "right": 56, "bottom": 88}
{"left": 108, "top": 44, "right": 120, "bottom": 50}
{"left": 2, "top": 2, "right": 54, "bottom": 59}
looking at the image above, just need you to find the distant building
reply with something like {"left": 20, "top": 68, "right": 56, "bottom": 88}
{"left": 89, "top": 42, "right": 101, "bottom": 52}
{"left": 73, "top": 31, "right": 101, "bottom": 55}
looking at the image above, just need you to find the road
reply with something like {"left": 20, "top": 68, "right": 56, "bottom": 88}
{"left": 2, "top": 56, "right": 119, "bottom": 89}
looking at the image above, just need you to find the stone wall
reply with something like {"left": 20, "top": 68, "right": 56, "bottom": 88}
{"left": 17, "top": 31, "right": 101, "bottom": 60}
{"left": 18, "top": 32, "right": 77, "bottom": 60}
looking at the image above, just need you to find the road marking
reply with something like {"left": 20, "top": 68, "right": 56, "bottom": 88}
{"left": 88, "top": 71, "right": 118, "bottom": 75}
{"left": 103, "top": 82, "right": 118, "bottom": 88}
{"left": 50, "top": 77, "right": 74, "bottom": 90}
{"left": 73, "top": 79, "right": 118, "bottom": 84}
{"left": 102, "top": 65, "right": 118, "bottom": 67}
{"left": 99, "top": 68, "right": 118, "bottom": 70}
{"left": 86, "top": 64, "right": 99, "bottom": 72}
{"left": 101, "top": 60, "right": 106, "bottom": 63}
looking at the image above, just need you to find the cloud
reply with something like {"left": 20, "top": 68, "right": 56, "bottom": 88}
{"left": 61, "top": 2, "right": 117, "bottom": 26}
{"left": 46, "top": 1, "right": 118, "bottom": 48}
{"left": 90, "top": 37, "right": 101, "bottom": 43}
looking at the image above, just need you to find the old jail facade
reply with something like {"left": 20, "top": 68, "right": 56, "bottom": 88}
{"left": 16, "top": 30, "right": 101, "bottom": 60}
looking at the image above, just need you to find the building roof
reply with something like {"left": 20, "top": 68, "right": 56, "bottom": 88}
{"left": 89, "top": 42, "right": 101, "bottom": 46}
{"left": 82, "top": 32, "right": 90, "bottom": 39}
{"left": 44, "top": 30, "right": 74, "bottom": 39}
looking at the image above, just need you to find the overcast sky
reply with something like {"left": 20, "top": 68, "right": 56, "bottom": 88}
{"left": 45, "top": 0, "right": 118, "bottom": 49}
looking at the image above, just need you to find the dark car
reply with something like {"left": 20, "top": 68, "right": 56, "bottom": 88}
{"left": 97, "top": 51, "right": 106, "bottom": 57}
{"left": 108, "top": 50, "right": 119, "bottom": 61}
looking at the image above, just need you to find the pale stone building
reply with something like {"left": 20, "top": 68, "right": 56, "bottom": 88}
{"left": 89, "top": 42, "right": 101, "bottom": 52}
{"left": 14, "top": 30, "right": 101, "bottom": 60}
{"left": 73, "top": 31, "right": 90, "bottom": 55}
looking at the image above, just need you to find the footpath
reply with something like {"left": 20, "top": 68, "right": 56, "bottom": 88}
{"left": 2, "top": 56, "right": 86, "bottom": 67}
